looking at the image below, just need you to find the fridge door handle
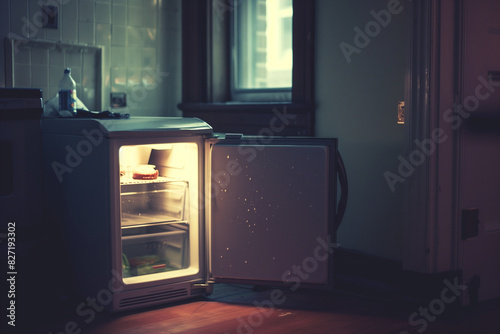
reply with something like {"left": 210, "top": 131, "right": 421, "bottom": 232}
{"left": 335, "top": 151, "right": 348, "bottom": 232}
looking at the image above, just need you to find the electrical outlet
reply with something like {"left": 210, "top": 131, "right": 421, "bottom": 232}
{"left": 111, "top": 92, "right": 127, "bottom": 108}
{"left": 397, "top": 101, "right": 405, "bottom": 124}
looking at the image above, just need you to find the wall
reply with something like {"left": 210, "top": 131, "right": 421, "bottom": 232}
{"left": 315, "top": 0, "right": 408, "bottom": 260}
{"left": 0, "top": 0, "right": 182, "bottom": 116}
{"left": 1, "top": 0, "right": 409, "bottom": 260}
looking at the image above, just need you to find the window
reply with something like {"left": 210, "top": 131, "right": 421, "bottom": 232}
{"left": 179, "top": 0, "right": 315, "bottom": 136}
{"left": 231, "top": 0, "right": 293, "bottom": 102}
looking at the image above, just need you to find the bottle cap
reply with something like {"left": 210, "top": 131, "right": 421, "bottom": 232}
{"left": 64, "top": 68, "right": 71, "bottom": 73}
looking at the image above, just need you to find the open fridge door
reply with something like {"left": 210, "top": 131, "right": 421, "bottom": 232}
{"left": 207, "top": 136, "right": 347, "bottom": 289}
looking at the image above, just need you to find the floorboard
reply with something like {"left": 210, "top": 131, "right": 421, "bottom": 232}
{"left": 74, "top": 284, "right": 500, "bottom": 334}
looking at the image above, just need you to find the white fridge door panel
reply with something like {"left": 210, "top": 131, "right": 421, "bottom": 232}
{"left": 210, "top": 139, "right": 336, "bottom": 287}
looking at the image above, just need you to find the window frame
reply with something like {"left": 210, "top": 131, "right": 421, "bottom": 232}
{"left": 230, "top": 0, "right": 293, "bottom": 102}
{"left": 178, "top": 0, "right": 315, "bottom": 136}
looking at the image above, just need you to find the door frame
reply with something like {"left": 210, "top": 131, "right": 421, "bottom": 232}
{"left": 403, "top": 0, "right": 462, "bottom": 274}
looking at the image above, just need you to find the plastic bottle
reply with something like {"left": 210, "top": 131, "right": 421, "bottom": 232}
{"left": 58, "top": 68, "right": 77, "bottom": 112}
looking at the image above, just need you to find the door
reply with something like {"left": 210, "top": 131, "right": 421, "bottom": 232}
{"left": 208, "top": 137, "right": 345, "bottom": 289}
{"left": 459, "top": 0, "right": 500, "bottom": 304}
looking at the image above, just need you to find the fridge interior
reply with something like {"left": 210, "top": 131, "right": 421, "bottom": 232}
{"left": 118, "top": 142, "right": 200, "bottom": 284}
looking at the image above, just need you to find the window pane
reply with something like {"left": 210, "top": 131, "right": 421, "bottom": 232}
{"left": 233, "top": 0, "right": 293, "bottom": 90}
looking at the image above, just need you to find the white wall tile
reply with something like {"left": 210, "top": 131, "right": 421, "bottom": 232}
{"left": 111, "top": 46, "right": 126, "bottom": 66}
{"left": 49, "top": 65, "right": 64, "bottom": 88}
{"left": 112, "top": 4, "right": 127, "bottom": 25}
{"left": 111, "top": 24, "right": 126, "bottom": 46}
{"left": 31, "top": 65, "right": 49, "bottom": 93}
{"left": 127, "top": 6, "right": 142, "bottom": 27}
{"left": 142, "top": 1, "right": 157, "bottom": 29}
{"left": 142, "top": 67, "right": 159, "bottom": 88}
{"left": 31, "top": 48, "right": 48, "bottom": 66}
{"left": 127, "top": 0, "right": 142, "bottom": 7}
{"left": 111, "top": 66, "right": 126, "bottom": 91}
{"left": 14, "top": 64, "right": 31, "bottom": 87}
{"left": 143, "top": 28, "right": 156, "bottom": 48}
{"left": 14, "top": 47, "right": 30, "bottom": 65}
{"left": 126, "top": 67, "right": 141, "bottom": 87}
{"left": 79, "top": 21, "right": 95, "bottom": 44}
{"left": 79, "top": 0, "right": 95, "bottom": 22}
{"left": 95, "top": 2, "right": 111, "bottom": 23}
{"left": 126, "top": 47, "right": 141, "bottom": 67}
{"left": 81, "top": 86, "right": 96, "bottom": 110}
{"left": 79, "top": 51, "right": 98, "bottom": 110}
{"left": 142, "top": 47, "right": 156, "bottom": 68}
{"left": 66, "top": 51, "right": 82, "bottom": 68}
{"left": 142, "top": 0, "right": 157, "bottom": 12}
{"left": 10, "top": 0, "right": 28, "bottom": 38}
{"left": 95, "top": 23, "right": 111, "bottom": 46}
{"left": 48, "top": 49, "right": 65, "bottom": 67}
{"left": 62, "top": 3, "right": 78, "bottom": 42}
{"left": 82, "top": 53, "right": 97, "bottom": 98}
{"left": 132, "top": 84, "right": 160, "bottom": 108}
{"left": 126, "top": 26, "right": 143, "bottom": 48}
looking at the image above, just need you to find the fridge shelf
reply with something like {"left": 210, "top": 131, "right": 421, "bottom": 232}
{"left": 120, "top": 178, "right": 189, "bottom": 228}
{"left": 121, "top": 188, "right": 185, "bottom": 196}
{"left": 122, "top": 223, "right": 189, "bottom": 278}
{"left": 121, "top": 215, "right": 188, "bottom": 229}
{"left": 122, "top": 229, "right": 186, "bottom": 244}
{"left": 120, "top": 176, "right": 185, "bottom": 186}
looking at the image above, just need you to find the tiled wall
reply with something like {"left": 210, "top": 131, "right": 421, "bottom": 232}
{"left": 4, "top": 0, "right": 180, "bottom": 116}
{"left": 7, "top": 39, "right": 102, "bottom": 111}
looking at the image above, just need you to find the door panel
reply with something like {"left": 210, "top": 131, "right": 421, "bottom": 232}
{"left": 459, "top": 0, "right": 500, "bottom": 304}
{"left": 460, "top": 126, "right": 500, "bottom": 303}
{"left": 209, "top": 139, "right": 337, "bottom": 287}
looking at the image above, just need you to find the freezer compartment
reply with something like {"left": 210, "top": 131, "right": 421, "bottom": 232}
{"left": 122, "top": 224, "right": 189, "bottom": 277}
{"left": 121, "top": 180, "right": 188, "bottom": 227}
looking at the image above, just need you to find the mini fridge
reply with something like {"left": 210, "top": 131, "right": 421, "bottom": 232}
{"left": 42, "top": 117, "right": 347, "bottom": 312}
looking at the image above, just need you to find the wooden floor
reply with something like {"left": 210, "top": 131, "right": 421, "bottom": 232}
{"left": 27, "top": 284, "right": 499, "bottom": 334}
